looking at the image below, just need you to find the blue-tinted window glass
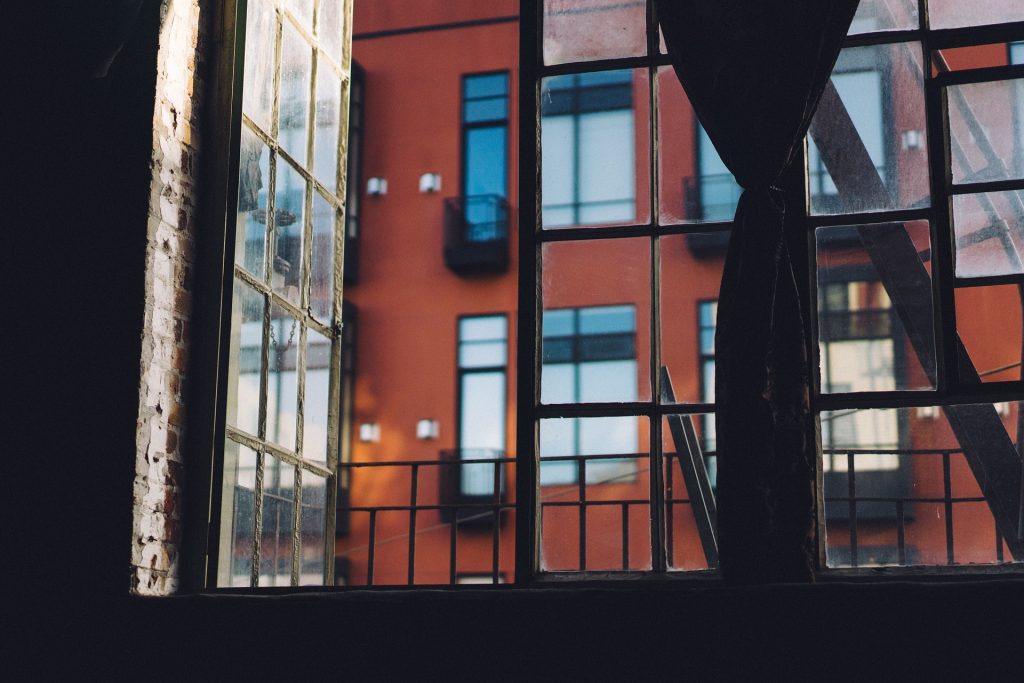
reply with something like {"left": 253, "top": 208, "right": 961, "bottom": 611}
{"left": 465, "top": 127, "right": 507, "bottom": 197}
{"left": 464, "top": 73, "right": 507, "bottom": 99}
{"left": 697, "top": 125, "right": 742, "bottom": 221}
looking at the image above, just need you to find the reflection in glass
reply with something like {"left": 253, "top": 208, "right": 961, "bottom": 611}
{"left": 955, "top": 286, "right": 1024, "bottom": 383}
{"left": 267, "top": 305, "right": 299, "bottom": 451}
{"left": 928, "top": 0, "right": 1024, "bottom": 30}
{"left": 242, "top": 0, "right": 275, "bottom": 132}
{"left": 260, "top": 456, "right": 296, "bottom": 586}
{"left": 279, "top": 21, "right": 312, "bottom": 165}
{"left": 314, "top": 65, "right": 341, "bottom": 191}
{"left": 310, "top": 192, "right": 336, "bottom": 322}
{"left": 235, "top": 128, "right": 270, "bottom": 277}
{"left": 274, "top": 160, "right": 306, "bottom": 306}
{"left": 848, "top": 0, "right": 916, "bottom": 35}
{"left": 304, "top": 327, "right": 332, "bottom": 464}
{"left": 300, "top": 472, "right": 327, "bottom": 585}
{"left": 217, "top": 441, "right": 257, "bottom": 587}
{"left": 226, "top": 280, "right": 265, "bottom": 436}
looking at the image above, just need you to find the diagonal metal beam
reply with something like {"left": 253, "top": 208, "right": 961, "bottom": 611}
{"left": 810, "top": 81, "right": 1024, "bottom": 559}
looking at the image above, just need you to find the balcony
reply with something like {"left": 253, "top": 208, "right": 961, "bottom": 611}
{"left": 443, "top": 194, "right": 510, "bottom": 275}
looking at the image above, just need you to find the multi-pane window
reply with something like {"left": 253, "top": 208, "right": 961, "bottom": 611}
{"left": 457, "top": 315, "right": 508, "bottom": 496}
{"left": 541, "top": 70, "right": 636, "bottom": 227}
{"left": 462, "top": 73, "right": 509, "bottom": 239}
{"left": 217, "top": 0, "right": 352, "bottom": 588}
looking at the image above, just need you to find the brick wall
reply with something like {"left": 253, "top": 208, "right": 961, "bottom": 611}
{"left": 131, "top": 0, "right": 206, "bottom": 596}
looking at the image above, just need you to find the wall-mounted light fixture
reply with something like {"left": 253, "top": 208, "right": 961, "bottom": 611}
{"left": 419, "top": 173, "right": 442, "bottom": 193}
{"left": 358, "top": 422, "right": 381, "bottom": 443}
{"left": 916, "top": 405, "right": 939, "bottom": 420}
{"left": 416, "top": 419, "right": 440, "bottom": 440}
{"left": 996, "top": 402, "right": 1011, "bottom": 417}
{"left": 367, "top": 177, "right": 388, "bottom": 195}
{"left": 901, "top": 130, "right": 923, "bottom": 151}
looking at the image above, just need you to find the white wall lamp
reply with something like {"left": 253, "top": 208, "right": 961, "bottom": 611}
{"left": 367, "top": 177, "right": 388, "bottom": 195}
{"left": 916, "top": 405, "right": 939, "bottom": 420}
{"left": 358, "top": 422, "right": 381, "bottom": 443}
{"left": 901, "top": 130, "right": 923, "bottom": 151}
{"left": 416, "top": 419, "right": 440, "bottom": 440}
{"left": 418, "top": 173, "right": 442, "bottom": 193}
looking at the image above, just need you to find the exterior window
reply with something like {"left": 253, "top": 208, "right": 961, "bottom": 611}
{"left": 215, "top": 0, "right": 353, "bottom": 588}
{"left": 697, "top": 300, "right": 717, "bottom": 484}
{"left": 342, "top": 62, "right": 364, "bottom": 284}
{"left": 462, "top": 72, "right": 509, "bottom": 237}
{"left": 457, "top": 315, "right": 508, "bottom": 496}
{"left": 541, "top": 70, "right": 635, "bottom": 227}
{"left": 540, "top": 305, "right": 638, "bottom": 485}
{"left": 695, "top": 127, "right": 741, "bottom": 222}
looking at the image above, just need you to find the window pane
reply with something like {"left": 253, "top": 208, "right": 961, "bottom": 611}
{"left": 279, "top": 22, "right": 313, "bottom": 165}
{"left": 660, "top": 233, "right": 728, "bottom": 404}
{"left": 217, "top": 441, "right": 257, "bottom": 587}
{"left": 953, "top": 191, "right": 1024, "bottom": 278}
{"left": 465, "top": 127, "right": 507, "bottom": 197}
{"left": 542, "top": 0, "right": 646, "bottom": 65}
{"left": 539, "top": 416, "right": 651, "bottom": 572}
{"left": 314, "top": 65, "right": 341, "bottom": 191}
{"left": 266, "top": 306, "right": 300, "bottom": 451}
{"left": 662, "top": 413, "right": 717, "bottom": 571}
{"left": 299, "top": 471, "right": 327, "bottom": 585}
{"left": 541, "top": 70, "right": 648, "bottom": 229}
{"left": 319, "top": 0, "right": 346, "bottom": 65}
{"left": 242, "top": 0, "right": 276, "bottom": 132}
{"left": 948, "top": 79, "right": 1024, "bottom": 185}
{"left": 310, "top": 191, "right": 336, "bottom": 322}
{"left": 543, "top": 239, "right": 650, "bottom": 402}
{"left": 464, "top": 73, "right": 508, "bottom": 99}
{"left": 816, "top": 221, "right": 935, "bottom": 392}
{"left": 274, "top": 160, "right": 306, "bottom": 306}
{"left": 304, "top": 327, "right": 331, "bottom": 464}
{"left": 235, "top": 128, "right": 270, "bottom": 277}
{"left": 928, "top": 1, "right": 1024, "bottom": 29}
{"left": 459, "top": 315, "right": 507, "bottom": 341}
{"left": 261, "top": 456, "right": 296, "bottom": 585}
{"left": 808, "top": 43, "right": 930, "bottom": 215}
{"left": 824, "top": 404, "right": 1023, "bottom": 568}
{"left": 287, "top": 0, "right": 313, "bottom": 29}
{"left": 955, "top": 285, "right": 1023, "bottom": 383}
{"left": 226, "top": 280, "right": 265, "bottom": 436}
{"left": 848, "top": 0, "right": 917, "bottom": 35}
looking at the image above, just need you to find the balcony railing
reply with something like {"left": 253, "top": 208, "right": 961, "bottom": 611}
{"left": 443, "top": 194, "right": 510, "bottom": 275}
{"left": 439, "top": 448, "right": 507, "bottom": 525}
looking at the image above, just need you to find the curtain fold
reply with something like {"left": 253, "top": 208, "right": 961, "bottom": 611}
{"left": 657, "top": 0, "right": 859, "bottom": 582}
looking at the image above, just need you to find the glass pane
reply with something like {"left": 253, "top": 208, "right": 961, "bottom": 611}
{"left": 824, "top": 404, "right": 1023, "bottom": 568}
{"left": 460, "top": 373, "right": 507, "bottom": 496}
{"left": 953, "top": 191, "right": 1024, "bottom": 278}
{"left": 848, "top": 0, "right": 917, "bottom": 34}
{"left": 539, "top": 417, "right": 651, "bottom": 572}
{"left": 267, "top": 305, "right": 300, "bottom": 451}
{"left": 279, "top": 22, "right": 313, "bottom": 165}
{"left": 657, "top": 66, "right": 740, "bottom": 225}
{"left": 310, "top": 191, "right": 336, "bottom": 322}
{"left": 260, "top": 456, "right": 296, "bottom": 586}
{"left": 287, "top": 0, "right": 314, "bottom": 29}
{"left": 304, "top": 327, "right": 332, "bottom": 463}
{"left": 541, "top": 70, "right": 649, "bottom": 229}
{"left": 319, "top": 0, "right": 346, "bottom": 65}
{"left": 217, "top": 441, "right": 257, "bottom": 587}
{"left": 662, "top": 413, "right": 717, "bottom": 571}
{"left": 955, "top": 285, "right": 1023, "bottom": 383}
{"left": 299, "top": 471, "right": 327, "bottom": 585}
{"left": 226, "top": 280, "right": 265, "bottom": 436}
{"left": 934, "top": 44, "right": 1018, "bottom": 73}
{"left": 313, "top": 65, "right": 341, "bottom": 191}
{"left": 816, "top": 221, "right": 935, "bottom": 392}
{"left": 542, "top": 238, "right": 651, "bottom": 402}
{"left": 460, "top": 315, "right": 507, "bottom": 341}
{"left": 242, "top": 0, "right": 276, "bottom": 132}
{"left": 274, "top": 159, "right": 306, "bottom": 306}
{"left": 808, "top": 43, "right": 930, "bottom": 215}
{"left": 928, "top": 1, "right": 1024, "bottom": 29}
{"left": 235, "top": 127, "right": 270, "bottom": 277}
{"left": 949, "top": 79, "right": 1024, "bottom": 185}
{"left": 543, "top": 0, "right": 646, "bottom": 65}
{"left": 660, "top": 233, "right": 728, "bottom": 404}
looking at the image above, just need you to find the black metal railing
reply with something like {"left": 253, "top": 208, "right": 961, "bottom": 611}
{"left": 439, "top": 448, "right": 507, "bottom": 525}
{"left": 443, "top": 194, "right": 510, "bottom": 275}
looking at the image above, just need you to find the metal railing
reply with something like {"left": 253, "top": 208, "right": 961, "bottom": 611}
{"left": 443, "top": 194, "right": 510, "bottom": 274}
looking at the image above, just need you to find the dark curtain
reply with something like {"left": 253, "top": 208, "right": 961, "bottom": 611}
{"left": 657, "top": 0, "right": 859, "bottom": 582}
